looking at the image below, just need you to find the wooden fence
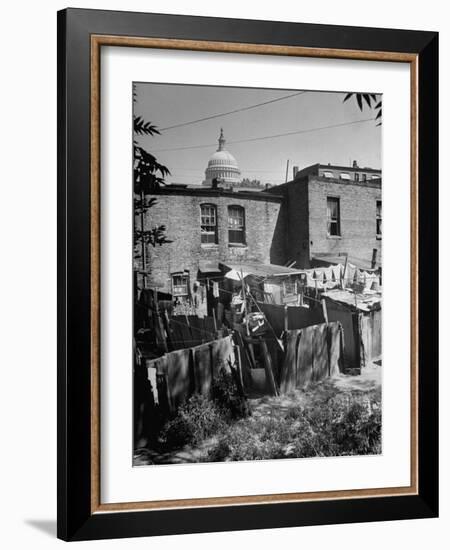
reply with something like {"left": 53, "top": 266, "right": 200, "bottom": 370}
{"left": 257, "top": 302, "right": 325, "bottom": 337}
{"left": 279, "top": 322, "right": 344, "bottom": 393}
{"left": 167, "top": 315, "right": 218, "bottom": 350}
{"left": 145, "top": 335, "right": 236, "bottom": 412}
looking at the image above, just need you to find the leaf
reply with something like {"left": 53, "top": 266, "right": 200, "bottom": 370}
{"left": 356, "top": 94, "right": 363, "bottom": 111}
{"left": 375, "top": 109, "right": 382, "bottom": 120}
{"left": 363, "top": 94, "right": 372, "bottom": 108}
{"left": 133, "top": 116, "right": 161, "bottom": 136}
{"left": 375, "top": 101, "right": 382, "bottom": 109}
{"left": 343, "top": 93, "right": 353, "bottom": 103}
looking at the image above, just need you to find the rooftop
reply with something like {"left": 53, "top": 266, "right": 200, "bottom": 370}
{"left": 153, "top": 184, "right": 283, "bottom": 202}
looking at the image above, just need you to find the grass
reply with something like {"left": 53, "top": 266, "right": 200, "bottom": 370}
{"left": 154, "top": 369, "right": 381, "bottom": 463}
{"left": 206, "top": 389, "right": 381, "bottom": 462}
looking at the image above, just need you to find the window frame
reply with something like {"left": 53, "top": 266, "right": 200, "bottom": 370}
{"left": 376, "top": 199, "right": 382, "bottom": 238}
{"left": 327, "top": 196, "right": 341, "bottom": 237}
{"left": 172, "top": 273, "right": 189, "bottom": 297}
{"left": 227, "top": 205, "right": 246, "bottom": 245}
{"left": 200, "top": 203, "right": 218, "bottom": 245}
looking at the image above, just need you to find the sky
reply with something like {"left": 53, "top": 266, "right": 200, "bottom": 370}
{"left": 134, "top": 82, "right": 382, "bottom": 187}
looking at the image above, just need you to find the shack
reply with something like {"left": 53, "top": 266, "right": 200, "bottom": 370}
{"left": 322, "top": 288, "right": 382, "bottom": 372}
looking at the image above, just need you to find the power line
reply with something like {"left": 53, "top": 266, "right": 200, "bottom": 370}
{"left": 159, "top": 91, "right": 307, "bottom": 131}
{"left": 153, "top": 118, "right": 375, "bottom": 153}
{"left": 167, "top": 167, "right": 283, "bottom": 173}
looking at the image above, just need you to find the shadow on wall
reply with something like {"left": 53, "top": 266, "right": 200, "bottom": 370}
{"left": 269, "top": 202, "right": 287, "bottom": 265}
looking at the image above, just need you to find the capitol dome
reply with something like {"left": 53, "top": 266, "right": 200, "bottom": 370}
{"left": 203, "top": 129, "right": 241, "bottom": 188}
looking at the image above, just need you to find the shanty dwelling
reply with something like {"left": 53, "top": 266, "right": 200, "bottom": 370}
{"left": 322, "top": 288, "right": 382, "bottom": 372}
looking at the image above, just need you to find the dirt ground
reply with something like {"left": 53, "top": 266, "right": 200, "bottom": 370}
{"left": 250, "top": 362, "right": 381, "bottom": 421}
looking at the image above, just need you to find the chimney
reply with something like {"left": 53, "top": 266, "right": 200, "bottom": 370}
{"left": 293, "top": 165, "right": 299, "bottom": 179}
{"left": 352, "top": 160, "right": 358, "bottom": 168}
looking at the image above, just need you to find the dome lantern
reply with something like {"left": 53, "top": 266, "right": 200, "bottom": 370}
{"left": 218, "top": 128, "right": 226, "bottom": 151}
{"left": 202, "top": 129, "right": 241, "bottom": 188}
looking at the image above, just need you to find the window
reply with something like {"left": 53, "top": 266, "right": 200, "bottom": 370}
{"left": 339, "top": 172, "right": 350, "bottom": 180}
{"left": 376, "top": 200, "right": 382, "bottom": 238}
{"left": 323, "top": 171, "right": 334, "bottom": 178}
{"left": 354, "top": 172, "right": 360, "bottom": 182}
{"left": 172, "top": 274, "right": 189, "bottom": 297}
{"left": 327, "top": 197, "right": 341, "bottom": 236}
{"left": 362, "top": 173, "right": 367, "bottom": 182}
{"left": 200, "top": 204, "right": 218, "bottom": 244}
{"left": 228, "top": 205, "right": 246, "bottom": 244}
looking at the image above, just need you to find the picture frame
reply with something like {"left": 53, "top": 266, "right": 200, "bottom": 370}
{"left": 57, "top": 7, "right": 438, "bottom": 541}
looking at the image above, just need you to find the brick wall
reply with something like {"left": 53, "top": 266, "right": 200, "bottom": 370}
{"left": 285, "top": 177, "right": 310, "bottom": 268}
{"left": 140, "top": 190, "right": 283, "bottom": 293}
{"left": 307, "top": 177, "right": 382, "bottom": 266}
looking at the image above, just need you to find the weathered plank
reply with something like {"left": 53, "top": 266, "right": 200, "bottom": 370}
{"left": 312, "top": 323, "right": 329, "bottom": 382}
{"left": 280, "top": 329, "right": 301, "bottom": 393}
{"left": 167, "top": 348, "right": 192, "bottom": 408}
{"left": 193, "top": 343, "right": 212, "bottom": 396}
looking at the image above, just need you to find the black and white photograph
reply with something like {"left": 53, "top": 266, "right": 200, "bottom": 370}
{"left": 132, "top": 83, "right": 383, "bottom": 466}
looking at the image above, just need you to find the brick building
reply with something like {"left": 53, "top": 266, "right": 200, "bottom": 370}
{"left": 139, "top": 159, "right": 381, "bottom": 302}
{"left": 141, "top": 185, "right": 284, "bottom": 300}
{"left": 267, "top": 161, "right": 382, "bottom": 269}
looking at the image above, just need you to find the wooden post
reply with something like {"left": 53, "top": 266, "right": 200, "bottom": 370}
{"left": 212, "top": 307, "right": 218, "bottom": 333}
{"left": 321, "top": 297, "right": 329, "bottom": 324}
{"left": 342, "top": 254, "right": 348, "bottom": 289}
{"left": 233, "top": 344, "right": 244, "bottom": 390}
{"left": 284, "top": 304, "right": 289, "bottom": 332}
{"left": 260, "top": 339, "right": 279, "bottom": 396}
{"left": 163, "top": 309, "right": 173, "bottom": 350}
{"left": 154, "top": 288, "right": 168, "bottom": 353}
{"left": 240, "top": 269, "right": 249, "bottom": 336}
{"left": 371, "top": 248, "right": 378, "bottom": 270}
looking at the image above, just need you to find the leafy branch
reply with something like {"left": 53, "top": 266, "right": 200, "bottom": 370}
{"left": 343, "top": 93, "right": 382, "bottom": 126}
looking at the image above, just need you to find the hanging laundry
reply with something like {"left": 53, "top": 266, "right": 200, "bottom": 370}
{"left": 322, "top": 267, "right": 333, "bottom": 282}
{"left": 332, "top": 264, "right": 342, "bottom": 281}
{"left": 313, "top": 270, "right": 324, "bottom": 282}
{"left": 212, "top": 281, "right": 220, "bottom": 298}
{"left": 344, "top": 264, "right": 356, "bottom": 284}
{"left": 306, "top": 273, "right": 316, "bottom": 288}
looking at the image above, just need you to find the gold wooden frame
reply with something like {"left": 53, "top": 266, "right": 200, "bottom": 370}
{"left": 90, "top": 35, "right": 419, "bottom": 514}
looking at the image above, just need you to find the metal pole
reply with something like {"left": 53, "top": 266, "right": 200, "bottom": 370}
{"left": 285, "top": 159, "right": 290, "bottom": 183}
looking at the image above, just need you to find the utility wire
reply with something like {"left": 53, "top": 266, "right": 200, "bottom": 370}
{"left": 153, "top": 118, "right": 375, "bottom": 153}
{"left": 159, "top": 91, "right": 307, "bottom": 131}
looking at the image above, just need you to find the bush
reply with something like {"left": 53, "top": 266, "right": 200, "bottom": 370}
{"left": 158, "top": 367, "right": 250, "bottom": 452}
{"left": 207, "top": 391, "right": 382, "bottom": 462}
{"left": 160, "top": 394, "right": 227, "bottom": 449}
{"left": 211, "top": 366, "right": 250, "bottom": 420}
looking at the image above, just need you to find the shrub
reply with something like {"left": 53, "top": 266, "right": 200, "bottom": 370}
{"left": 211, "top": 366, "right": 250, "bottom": 420}
{"left": 160, "top": 394, "right": 227, "bottom": 449}
{"left": 207, "top": 391, "right": 382, "bottom": 462}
